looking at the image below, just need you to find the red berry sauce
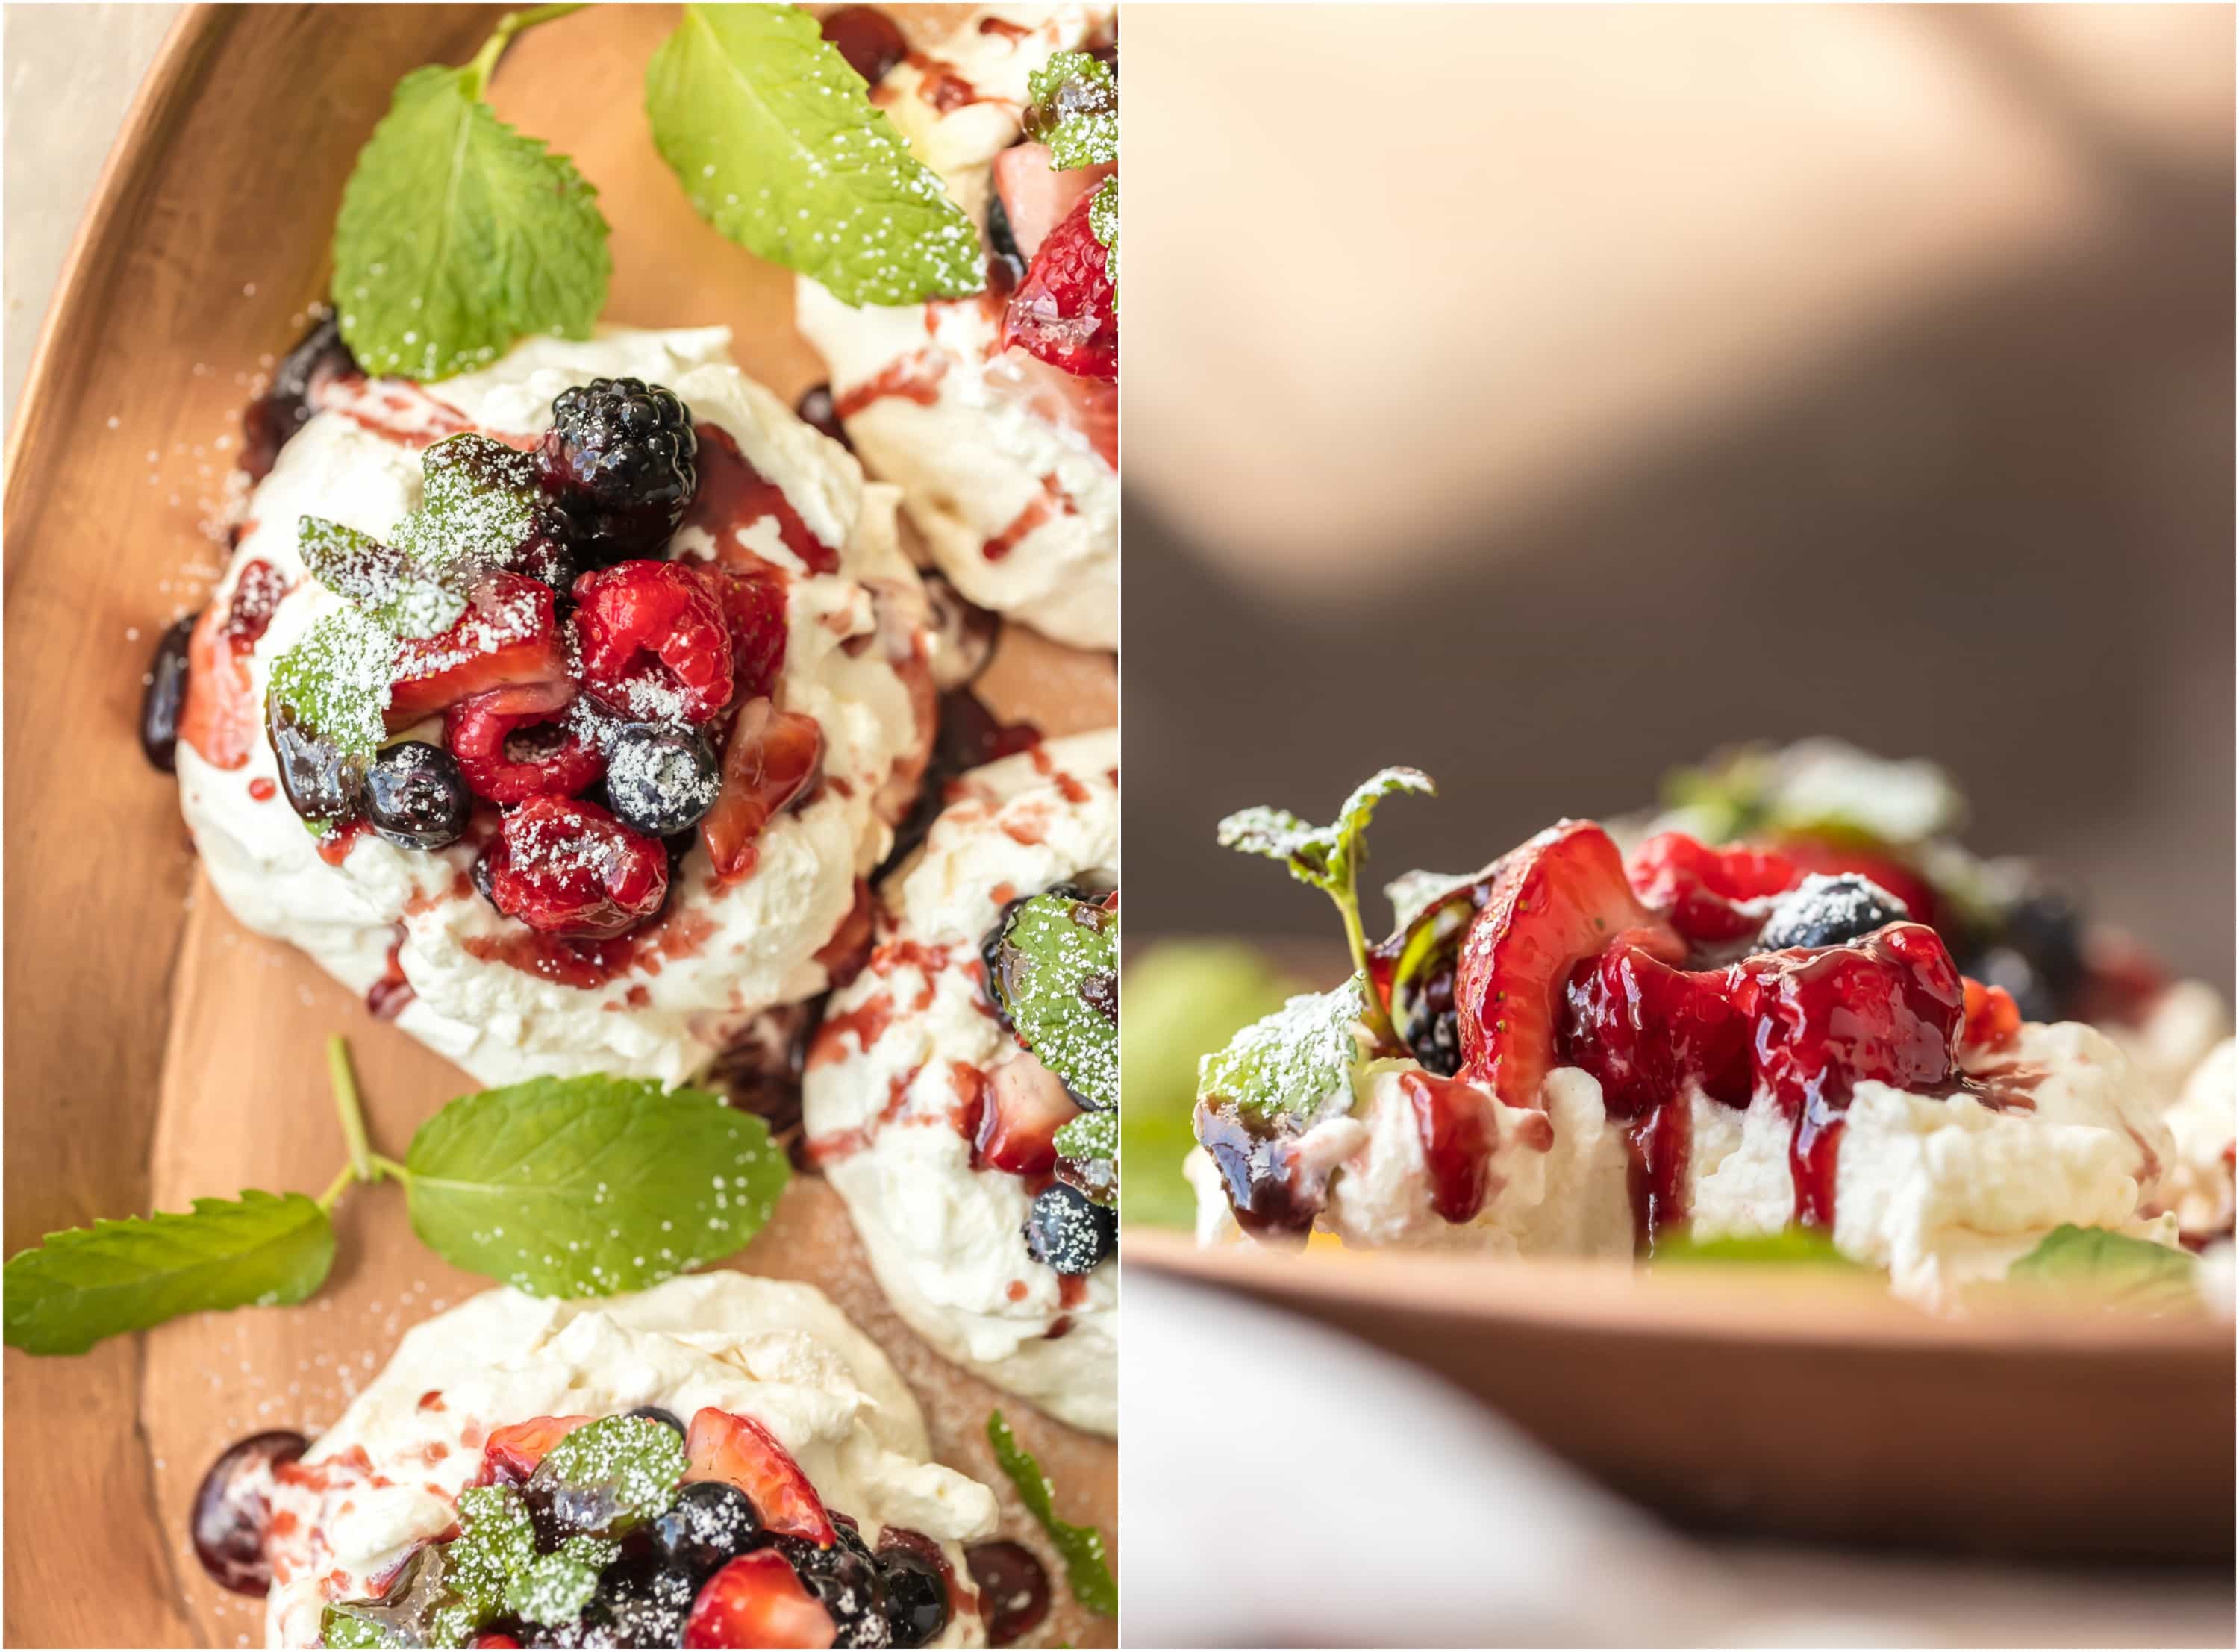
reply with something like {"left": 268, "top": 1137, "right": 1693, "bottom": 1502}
{"left": 191, "top": 1429, "right": 309, "bottom": 1595}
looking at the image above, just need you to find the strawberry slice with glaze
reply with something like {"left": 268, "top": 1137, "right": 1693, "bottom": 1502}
{"left": 386, "top": 574, "right": 569, "bottom": 731}
{"left": 701, "top": 700, "right": 823, "bottom": 881}
{"left": 992, "top": 143, "right": 1112, "bottom": 260}
{"left": 682, "top": 1551, "right": 837, "bottom": 1649}
{"left": 975, "top": 1051, "right": 1075, "bottom": 1176}
{"left": 1456, "top": 820, "right": 1681, "bottom": 1106}
{"left": 473, "top": 1415, "right": 593, "bottom": 1486}
{"left": 1626, "top": 832, "right": 1802, "bottom": 946}
{"left": 1002, "top": 187, "right": 1117, "bottom": 380}
{"left": 683, "top": 1407, "right": 837, "bottom": 1545}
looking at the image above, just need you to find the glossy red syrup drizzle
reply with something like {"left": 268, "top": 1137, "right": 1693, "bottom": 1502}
{"left": 687, "top": 422, "right": 840, "bottom": 575}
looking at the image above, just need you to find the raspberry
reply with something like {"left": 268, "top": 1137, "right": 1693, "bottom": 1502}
{"left": 540, "top": 378, "right": 699, "bottom": 560}
{"left": 1626, "top": 831, "right": 1801, "bottom": 948}
{"left": 481, "top": 797, "right": 669, "bottom": 940}
{"left": 691, "top": 560, "right": 790, "bottom": 703}
{"left": 1001, "top": 187, "right": 1117, "bottom": 379}
{"left": 446, "top": 681, "right": 605, "bottom": 804}
{"left": 572, "top": 562, "right": 735, "bottom": 725}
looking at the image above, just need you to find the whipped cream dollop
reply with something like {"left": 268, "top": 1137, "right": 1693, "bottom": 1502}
{"left": 177, "top": 328, "right": 934, "bottom": 1087}
{"left": 795, "top": 4, "right": 1117, "bottom": 651}
{"left": 260, "top": 1272, "right": 997, "bottom": 1649}
{"left": 1190, "top": 1016, "right": 2184, "bottom": 1314}
{"left": 802, "top": 730, "right": 1118, "bottom": 1435}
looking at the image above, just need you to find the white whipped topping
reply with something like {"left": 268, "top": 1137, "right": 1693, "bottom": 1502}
{"left": 2155, "top": 1036, "right": 2236, "bottom": 1240}
{"left": 262, "top": 1272, "right": 996, "bottom": 1649}
{"left": 1192, "top": 1019, "right": 2185, "bottom": 1313}
{"left": 794, "top": 4, "right": 1117, "bottom": 651}
{"left": 802, "top": 731, "right": 1118, "bottom": 1436}
{"left": 177, "top": 328, "right": 934, "bottom": 1088}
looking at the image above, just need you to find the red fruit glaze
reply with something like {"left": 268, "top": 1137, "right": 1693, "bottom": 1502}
{"left": 701, "top": 700, "right": 823, "bottom": 881}
{"left": 179, "top": 560, "right": 294, "bottom": 769}
{"left": 684, "top": 1551, "right": 837, "bottom": 1650}
{"left": 446, "top": 680, "right": 602, "bottom": 804}
{"left": 1001, "top": 189, "right": 1117, "bottom": 380}
{"left": 974, "top": 1052, "right": 1075, "bottom": 1176}
{"left": 1455, "top": 821, "right": 1681, "bottom": 1107}
{"left": 683, "top": 1407, "right": 837, "bottom": 1545}
{"left": 572, "top": 561, "right": 736, "bottom": 725}
{"left": 693, "top": 560, "right": 790, "bottom": 704}
{"left": 1963, "top": 977, "right": 2023, "bottom": 1051}
{"left": 473, "top": 1415, "right": 593, "bottom": 1486}
{"left": 387, "top": 575, "right": 571, "bottom": 730}
{"left": 1561, "top": 944, "right": 1750, "bottom": 1116}
{"left": 1625, "top": 832, "right": 1801, "bottom": 947}
{"left": 1397, "top": 1070, "right": 1497, "bottom": 1224}
{"left": 687, "top": 423, "right": 840, "bottom": 577}
{"left": 482, "top": 798, "right": 667, "bottom": 940}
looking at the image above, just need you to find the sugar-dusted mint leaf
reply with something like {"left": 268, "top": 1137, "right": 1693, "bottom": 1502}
{"left": 1053, "top": 1110, "right": 1117, "bottom": 1207}
{"left": 396, "top": 434, "right": 540, "bottom": 578}
{"left": 333, "top": 62, "right": 610, "bottom": 381}
{"left": 297, "top": 515, "right": 469, "bottom": 641}
{"left": 1088, "top": 175, "right": 1118, "bottom": 311}
{"left": 400, "top": 1074, "right": 790, "bottom": 1297}
{"left": 4, "top": 1190, "right": 334, "bottom": 1356}
{"left": 1218, "top": 768, "right": 1435, "bottom": 898}
{"left": 1196, "top": 974, "right": 1370, "bottom": 1125}
{"left": 2008, "top": 1224, "right": 2199, "bottom": 1312}
{"left": 532, "top": 1414, "right": 689, "bottom": 1536}
{"left": 266, "top": 607, "right": 393, "bottom": 759}
{"left": 644, "top": 4, "right": 984, "bottom": 307}
{"left": 1024, "top": 50, "right": 1117, "bottom": 170}
{"left": 514, "top": 1536, "right": 620, "bottom": 1626}
{"left": 988, "top": 1410, "right": 1116, "bottom": 1617}
{"left": 1652, "top": 1228, "right": 1864, "bottom": 1269}
{"left": 319, "top": 1609, "right": 404, "bottom": 1651}
{"left": 430, "top": 1484, "right": 529, "bottom": 1643}
{"left": 991, "top": 894, "right": 1117, "bottom": 1113}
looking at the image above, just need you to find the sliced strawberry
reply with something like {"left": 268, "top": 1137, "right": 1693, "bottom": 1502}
{"left": 975, "top": 1051, "right": 1075, "bottom": 1175}
{"left": 682, "top": 1551, "right": 837, "bottom": 1650}
{"left": 701, "top": 700, "right": 823, "bottom": 881}
{"left": 1626, "top": 832, "right": 1802, "bottom": 946}
{"left": 692, "top": 560, "right": 790, "bottom": 704}
{"left": 683, "top": 1407, "right": 837, "bottom": 1545}
{"left": 1002, "top": 188, "right": 1116, "bottom": 381}
{"left": 1961, "top": 977, "right": 2023, "bottom": 1051}
{"left": 473, "top": 1415, "right": 593, "bottom": 1486}
{"left": 992, "top": 143, "right": 1113, "bottom": 261}
{"left": 386, "top": 574, "right": 569, "bottom": 731}
{"left": 1455, "top": 820, "right": 1681, "bottom": 1107}
{"left": 1771, "top": 836, "right": 1943, "bottom": 937}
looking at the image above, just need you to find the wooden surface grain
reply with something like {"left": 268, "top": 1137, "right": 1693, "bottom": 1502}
{"left": 3, "top": 7, "right": 1114, "bottom": 1646}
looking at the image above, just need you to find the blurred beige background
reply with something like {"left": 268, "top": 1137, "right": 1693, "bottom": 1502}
{"left": 1125, "top": 3, "right": 2235, "bottom": 989}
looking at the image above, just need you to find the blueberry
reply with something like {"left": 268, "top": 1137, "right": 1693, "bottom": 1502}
{"left": 623, "top": 1404, "right": 687, "bottom": 1437}
{"left": 365, "top": 741, "right": 472, "bottom": 850}
{"left": 650, "top": 1480, "right": 762, "bottom": 1574}
{"left": 266, "top": 697, "right": 365, "bottom": 824}
{"left": 2001, "top": 888, "right": 2085, "bottom": 998}
{"left": 1758, "top": 872, "right": 1910, "bottom": 951}
{"left": 1970, "top": 945, "right": 2061, "bottom": 1025}
{"left": 777, "top": 1527, "right": 889, "bottom": 1648}
{"left": 1022, "top": 1183, "right": 1115, "bottom": 1276}
{"left": 877, "top": 1540, "right": 950, "bottom": 1648}
{"left": 604, "top": 723, "right": 721, "bottom": 836}
{"left": 140, "top": 610, "right": 199, "bottom": 773}
{"left": 583, "top": 1551, "right": 695, "bottom": 1648}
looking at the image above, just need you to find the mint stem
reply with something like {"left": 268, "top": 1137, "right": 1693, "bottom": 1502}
{"left": 326, "top": 1036, "right": 377, "bottom": 1186}
{"left": 314, "top": 1163, "right": 356, "bottom": 1215}
{"left": 369, "top": 1153, "right": 414, "bottom": 1185}
{"left": 463, "top": 3, "right": 586, "bottom": 98}
{"left": 1331, "top": 879, "right": 1398, "bottom": 1051}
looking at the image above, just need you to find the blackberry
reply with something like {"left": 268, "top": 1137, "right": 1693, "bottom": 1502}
{"left": 1758, "top": 872, "right": 1910, "bottom": 951}
{"left": 365, "top": 741, "right": 472, "bottom": 851}
{"left": 650, "top": 1480, "right": 762, "bottom": 1574}
{"left": 582, "top": 1552, "right": 695, "bottom": 1648}
{"left": 540, "top": 378, "right": 699, "bottom": 560}
{"left": 1022, "top": 1182, "right": 1115, "bottom": 1275}
{"left": 777, "top": 1526, "right": 891, "bottom": 1648}
{"left": 140, "top": 610, "right": 199, "bottom": 773}
{"left": 603, "top": 722, "right": 722, "bottom": 837}
{"left": 875, "top": 1530, "right": 952, "bottom": 1648}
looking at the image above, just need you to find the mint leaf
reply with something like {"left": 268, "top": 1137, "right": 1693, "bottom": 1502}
{"left": 987, "top": 1411, "right": 1116, "bottom": 1618}
{"left": 645, "top": 4, "right": 984, "bottom": 307}
{"left": 1053, "top": 1110, "right": 1117, "bottom": 1208}
{"left": 513, "top": 1535, "right": 619, "bottom": 1626}
{"left": 2009, "top": 1224, "right": 2199, "bottom": 1312}
{"left": 401, "top": 1075, "right": 790, "bottom": 1297}
{"left": 395, "top": 434, "right": 541, "bottom": 578}
{"left": 4, "top": 1191, "right": 334, "bottom": 1355}
{"left": 266, "top": 607, "right": 393, "bottom": 758}
{"left": 1089, "top": 175, "right": 1118, "bottom": 312}
{"left": 334, "top": 63, "right": 610, "bottom": 380}
{"left": 1196, "top": 975, "right": 1370, "bottom": 1125}
{"left": 533, "top": 1414, "right": 689, "bottom": 1535}
{"left": 990, "top": 894, "right": 1117, "bottom": 1113}
{"left": 1652, "top": 1228, "right": 1863, "bottom": 1268}
{"left": 1024, "top": 51, "right": 1117, "bottom": 169}
{"left": 298, "top": 516, "right": 469, "bottom": 640}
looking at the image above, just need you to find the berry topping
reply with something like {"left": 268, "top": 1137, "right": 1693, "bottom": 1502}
{"left": 266, "top": 696, "right": 367, "bottom": 825}
{"left": 476, "top": 1415, "right": 595, "bottom": 1487}
{"left": 683, "top": 1407, "right": 838, "bottom": 1546}
{"left": 140, "top": 610, "right": 199, "bottom": 772}
{"left": 992, "top": 143, "right": 1110, "bottom": 264}
{"left": 387, "top": 573, "right": 572, "bottom": 730}
{"left": 1965, "top": 886, "right": 2085, "bottom": 1024}
{"left": 1963, "top": 976, "right": 2024, "bottom": 1051}
{"left": 572, "top": 560, "right": 736, "bottom": 723}
{"left": 585, "top": 1551, "right": 699, "bottom": 1648}
{"left": 1757, "top": 872, "right": 1911, "bottom": 951}
{"left": 794, "top": 381, "right": 851, "bottom": 447}
{"left": 447, "top": 680, "right": 605, "bottom": 805}
{"left": 874, "top": 1530, "right": 951, "bottom": 1648}
{"left": 541, "top": 378, "right": 699, "bottom": 560}
{"left": 1001, "top": 187, "right": 1117, "bottom": 380}
{"left": 683, "top": 1550, "right": 837, "bottom": 1650}
{"left": 975, "top": 1052, "right": 1076, "bottom": 1176}
{"left": 480, "top": 798, "right": 668, "bottom": 940}
{"left": 365, "top": 739, "right": 472, "bottom": 850}
{"left": 1022, "top": 1181, "right": 1115, "bottom": 1275}
{"left": 1773, "top": 835, "right": 1943, "bottom": 937}
{"left": 818, "top": 5, "right": 907, "bottom": 87}
{"left": 625, "top": 1404, "right": 689, "bottom": 1437}
{"left": 1625, "top": 831, "right": 1801, "bottom": 947}
{"left": 242, "top": 312, "right": 358, "bottom": 482}
{"left": 605, "top": 722, "right": 722, "bottom": 836}
{"left": 693, "top": 561, "right": 790, "bottom": 704}
{"left": 652, "top": 1480, "right": 763, "bottom": 1575}
{"left": 701, "top": 701, "right": 824, "bottom": 880}
{"left": 964, "top": 1540, "right": 1049, "bottom": 1648}
{"left": 190, "top": 1429, "right": 307, "bottom": 1595}
{"left": 1455, "top": 820, "right": 1681, "bottom": 1106}
{"left": 1561, "top": 944, "right": 1749, "bottom": 1117}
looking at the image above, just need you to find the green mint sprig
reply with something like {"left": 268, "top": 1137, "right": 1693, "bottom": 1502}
{"left": 987, "top": 1410, "right": 1117, "bottom": 1618}
{"left": 2, "top": 1040, "right": 791, "bottom": 1356}
{"left": 645, "top": 4, "right": 984, "bottom": 308}
{"left": 1024, "top": 50, "right": 1117, "bottom": 170}
{"left": 1217, "top": 767, "right": 1435, "bottom": 1048}
{"left": 333, "top": 4, "right": 610, "bottom": 380}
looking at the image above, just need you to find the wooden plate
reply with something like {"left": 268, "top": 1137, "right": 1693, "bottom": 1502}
{"left": 2, "top": 6, "right": 1115, "bottom": 1646}
{"left": 1125, "top": 1227, "right": 2234, "bottom": 1562}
